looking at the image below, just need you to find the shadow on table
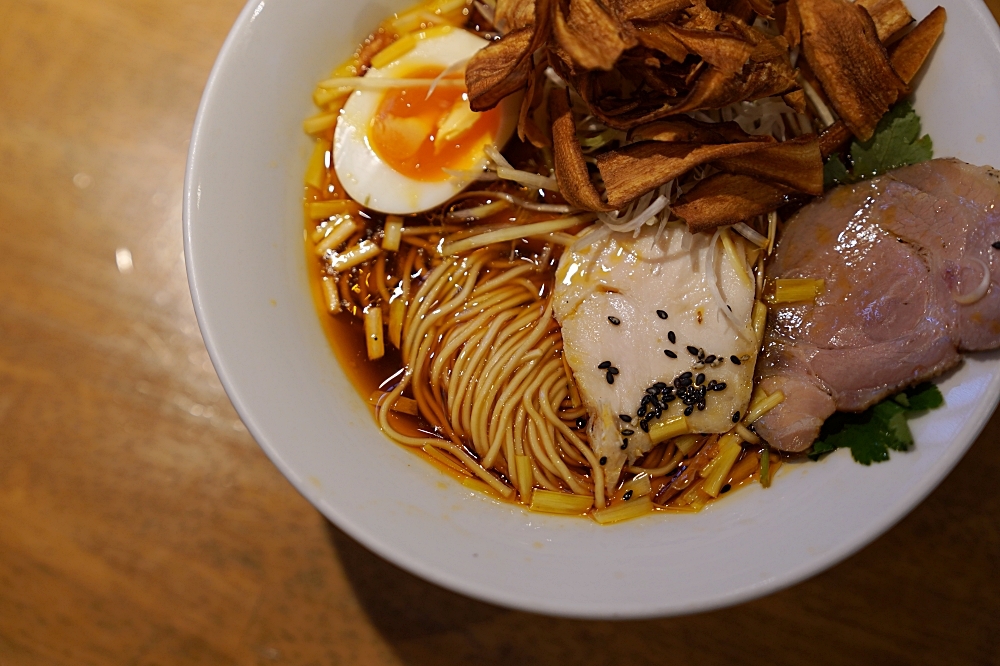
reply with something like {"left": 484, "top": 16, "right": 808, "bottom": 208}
{"left": 327, "top": 518, "right": 801, "bottom": 665}
{"left": 326, "top": 405, "right": 1000, "bottom": 666}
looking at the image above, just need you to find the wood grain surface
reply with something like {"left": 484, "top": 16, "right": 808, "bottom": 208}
{"left": 2, "top": 1, "right": 999, "bottom": 664}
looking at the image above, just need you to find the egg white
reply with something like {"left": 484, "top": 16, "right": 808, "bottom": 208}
{"left": 333, "top": 29, "right": 519, "bottom": 215}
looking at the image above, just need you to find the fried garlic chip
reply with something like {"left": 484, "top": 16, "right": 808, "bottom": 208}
{"left": 672, "top": 173, "right": 791, "bottom": 232}
{"left": 797, "top": 0, "right": 906, "bottom": 141}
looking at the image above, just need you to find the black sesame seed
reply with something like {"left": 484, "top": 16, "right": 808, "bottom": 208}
{"left": 657, "top": 310, "right": 668, "bottom": 319}
{"left": 704, "top": 355, "right": 716, "bottom": 364}
{"left": 697, "top": 403, "right": 705, "bottom": 411}
{"left": 720, "top": 484, "right": 732, "bottom": 494}
{"left": 619, "top": 414, "right": 632, "bottom": 423}
{"left": 715, "top": 382, "right": 727, "bottom": 391}
{"left": 668, "top": 331, "right": 676, "bottom": 344}
{"left": 687, "top": 345, "right": 699, "bottom": 355}
{"left": 695, "top": 373, "right": 705, "bottom": 386}
{"left": 599, "top": 456, "right": 607, "bottom": 465}
{"left": 680, "top": 371, "right": 693, "bottom": 379}
{"left": 654, "top": 382, "right": 667, "bottom": 390}
{"left": 730, "top": 355, "right": 741, "bottom": 365}
{"left": 640, "top": 421, "right": 650, "bottom": 433}
{"left": 623, "top": 489, "right": 634, "bottom": 501}
{"left": 620, "top": 441, "right": 628, "bottom": 450}
{"left": 610, "top": 367, "right": 620, "bottom": 375}
{"left": 606, "top": 371, "right": 615, "bottom": 384}
{"left": 684, "top": 405, "right": 694, "bottom": 416}
{"left": 732, "top": 411, "right": 741, "bottom": 423}
{"left": 664, "top": 349, "right": 677, "bottom": 358}
{"left": 608, "top": 316, "right": 621, "bottom": 325}
{"left": 576, "top": 417, "right": 587, "bottom": 428}
{"left": 598, "top": 360, "right": 611, "bottom": 369}
{"left": 621, "top": 429, "right": 634, "bottom": 436}
{"left": 993, "top": 241, "right": 1000, "bottom": 249}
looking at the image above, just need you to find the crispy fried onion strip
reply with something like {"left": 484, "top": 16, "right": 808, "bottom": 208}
{"left": 817, "top": 5, "right": 945, "bottom": 156}
{"left": 610, "top": 0, "right": 694, "bottom": 21}
{"left": 494, "top": 0, "right": 537, "bottom": 33}
{"left": 795, "top": 0, "right": 907, "bottom": 141}
{"left": 596, "top": 141, "right": 771, "bottom": 208}
{"left": 552, "top": 85, "right": 821, "bottom": 215}
{"left": 579, "top": 32, "right": 798, "bottom": 130}
{"left": 467, "top": 0, "right": 554, "bottom": 111}
{"left": 549, "top": 87, "right": 615, "bottom": 210}
{"left": 856, "top": 0, "right": 913, "bottom": 44}
{"left": 552, "top": 0, "right": 635, "bottom": 71}
{"left": 888, "top": 5, "right": 946, "bottom": 84}
{"left": 466, "top": 26, "right": 536, "bottom": 111}
{"left": 662, "top": 24, "right": 755, "bottom": 75}
{"left": 470, "top": 0, "right": 800, "bottom": 129}
{"left": 672, "top": 173, "right": 791, "bottom": 232}
{"left": 628, "top": 117, "right": 771, "bottom": 143}
{"left": 633, "top": 21, "right": 690, "bottom": 62}
{"left": 713, "top": 134, "right": 823, "bottom": 195}
{"left": 595, "top": 132, "right": 820, "bottom": 208}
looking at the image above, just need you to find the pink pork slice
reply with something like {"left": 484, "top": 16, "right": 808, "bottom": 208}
{"left": 756, "top": 159, "right": 1000, "bottom": 452}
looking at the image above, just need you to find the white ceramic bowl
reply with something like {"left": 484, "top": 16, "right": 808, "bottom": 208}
{"left": 184, "top": 0, "right": 1000, "bottom": 618}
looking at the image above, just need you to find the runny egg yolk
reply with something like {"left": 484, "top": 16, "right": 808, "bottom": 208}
{"left": 368, "top": 66, "right": 504, "bottom": 182}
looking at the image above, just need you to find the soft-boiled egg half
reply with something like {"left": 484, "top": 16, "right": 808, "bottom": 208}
{"left": 334, "top": 28, "right": 520, "bottom": 215}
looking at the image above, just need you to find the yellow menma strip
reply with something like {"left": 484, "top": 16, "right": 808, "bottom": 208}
{"left": 772, "top": 278, "right": 826, "bottom": 303}
{"left": 370, "top": 25, "right": 454, "bottom": 69}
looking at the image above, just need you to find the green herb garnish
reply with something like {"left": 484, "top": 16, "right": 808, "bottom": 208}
{"left": 823, "top": 101, "right": 934, "bottom": 188}
{"left": 809, "top": 383, "right": 944, "bottom": 465}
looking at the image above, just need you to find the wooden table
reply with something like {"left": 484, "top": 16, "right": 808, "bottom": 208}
{"left": 2, "top": 1, "right": 999, "bottom": 663}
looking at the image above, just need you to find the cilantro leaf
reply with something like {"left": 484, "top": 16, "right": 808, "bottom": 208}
{"left": 823, "top": 153, "right": 852, "bottom": 189}
{"left": 904, "top": 382, "right": 945, "bottom": 411}
{"left": 808, "top": 383, "right": 944, "bottom": 465}
{"left": 821, "top": 101, "right": 933, "bottom": 188}
{"left": 851, "top": 101, "right": 933, "bottom": 179}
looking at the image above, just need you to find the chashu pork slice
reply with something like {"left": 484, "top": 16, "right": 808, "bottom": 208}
{"left": 756, "top": 159, "right": 1000, "bottom": 452}
{"left": 553, "top": 223, "right": 758, "bottom": 493}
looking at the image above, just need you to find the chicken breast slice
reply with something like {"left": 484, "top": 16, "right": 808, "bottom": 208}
{"left": 553, "top": 224, "right": 758, "bottom": 493}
